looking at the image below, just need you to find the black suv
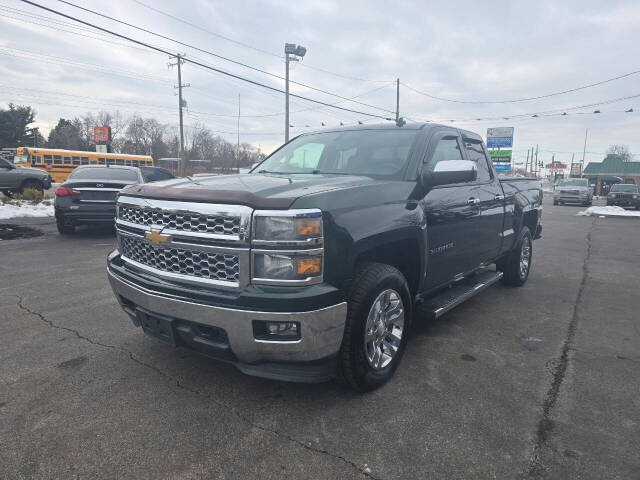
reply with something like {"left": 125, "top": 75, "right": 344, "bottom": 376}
{"left": 606, "top": 183, "right": 640, "bottom": 209}
{"left": 55, "top": 165, "right": 173, "bottom": 234}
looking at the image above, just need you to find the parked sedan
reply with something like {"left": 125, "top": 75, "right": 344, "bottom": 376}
{"left": 606, "top": 183, "right": 640, "bottom": 209}
{"left": 553, "top": 178, "right": 592, "bottom": 206}
{"left": 55, "top": 165, "right": 174, "bottom": 234}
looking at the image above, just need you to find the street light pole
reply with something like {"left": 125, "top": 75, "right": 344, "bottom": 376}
{"left": 284, "top": 43, "right": 306, "bottom": 143}
{"left": 285, "top": 52, "right": 290, "bottom": 143}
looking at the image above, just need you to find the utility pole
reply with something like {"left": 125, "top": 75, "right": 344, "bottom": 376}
{"left": 284, "top": 43, "right": 307, "bottom": 143}
{"left": 525, "top": 148, "right": 530, "bottom": 174}
{"left": 169, "top": 54, "right": 189, "bottom": 177}
{"left": 395, "top": 78, "right": 400, "bottom": 123}
{"left": 534, "top": 144, "right": 539, "bottom": 177}
{"left": 581, "top": 128, "right": 588, "bottom": 164}
{"left": 237, "top": 93, "right": 241, "bottom": 172}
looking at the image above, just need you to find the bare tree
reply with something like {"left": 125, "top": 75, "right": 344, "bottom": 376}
{"left": 606, "top": 144, "right": 631, "bottom": 160}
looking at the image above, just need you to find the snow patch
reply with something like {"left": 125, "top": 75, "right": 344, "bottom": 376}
{"left": 577, "top": 206, "right": 640, "bottom": 218}
{"left": 0, "top": 202, "right": 54, "bottom": 219}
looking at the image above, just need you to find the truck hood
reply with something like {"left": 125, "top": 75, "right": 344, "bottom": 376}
{"left": 120, "top": 173, "right": 379, "bottom": 209}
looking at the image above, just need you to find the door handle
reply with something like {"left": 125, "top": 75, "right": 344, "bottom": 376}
{"left": 495, "top": 194, "right": 505, "bottom": 201}
{"left": 467, "top": 197, "right": 480, "bottom": 205}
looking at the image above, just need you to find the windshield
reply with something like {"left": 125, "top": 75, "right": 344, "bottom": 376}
{"left": 14, "top": 154, "right": 28, "bottom": 164}
{"left": 69, "top": 167, "right": 139, "bottom": 181}
{"left": 557, "top": 179, "right": 588, "bottom": 187}
{"left": 254, "top": 129, "right": 419, "bottom": 178}
{"left": 610, "top": 184, "right": 638, "bottom": 192}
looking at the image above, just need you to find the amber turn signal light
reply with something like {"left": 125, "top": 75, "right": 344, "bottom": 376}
{"left": 295, "top": 256, "right": 322, "bottom": 276}
{"left": 294, "top": 218, "right": 322, "bottom": 237}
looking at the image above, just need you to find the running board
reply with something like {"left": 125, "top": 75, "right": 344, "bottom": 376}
{"left": 417, "top": 269, "right": 503, "bottom": 320}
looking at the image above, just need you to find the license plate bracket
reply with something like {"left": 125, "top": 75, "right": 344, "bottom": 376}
{"left": 136, "top": 308, "right": 177, "bottom": 346}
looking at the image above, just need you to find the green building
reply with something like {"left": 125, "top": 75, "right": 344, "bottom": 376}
{"left": 583, "top": 154, "right": 640, "bottom": 194}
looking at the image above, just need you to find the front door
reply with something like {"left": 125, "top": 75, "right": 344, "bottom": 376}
{"left": 461, "top": 135, "right": 505, "bottom": 265}
{"left": 421, "top": 130, "right": 481, "bottom": 291}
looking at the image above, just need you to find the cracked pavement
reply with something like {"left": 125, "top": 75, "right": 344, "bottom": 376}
{"left": 1, "top": 197, "right": 639, "bottom": 479}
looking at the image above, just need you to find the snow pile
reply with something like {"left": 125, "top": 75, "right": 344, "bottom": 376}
{"left": 577, "top": 206, "right": 640, "bottom": 218}
{"left": 0, "top": 202, "right": 54, "bottom": 219}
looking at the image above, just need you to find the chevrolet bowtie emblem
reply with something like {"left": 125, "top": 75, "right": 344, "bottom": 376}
{"left": 145, "top": 229, "right": 171, "bottom": 246}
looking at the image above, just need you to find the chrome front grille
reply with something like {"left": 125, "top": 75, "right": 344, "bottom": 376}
{"left": 119, "top": 205, "right": 240, "bottom": 236}
{"left": 116, "top": 196, "right": 252, "bottom": 288}
{"left": 121, "top": 236, "right": 239, "bottom": 283}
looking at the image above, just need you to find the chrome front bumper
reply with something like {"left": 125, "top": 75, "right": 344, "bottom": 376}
{"left": 107, "top": 267, "right": 347, "bottom": 365}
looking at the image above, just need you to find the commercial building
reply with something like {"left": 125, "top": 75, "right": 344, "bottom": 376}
{"left": 583, "top": 154, "right": 640, "bottom": 194}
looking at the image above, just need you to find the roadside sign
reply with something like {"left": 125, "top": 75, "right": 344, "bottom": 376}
{"left": 487, "top": 127, "right": 514, "bottom": 148}
{"left": 489, "top": 149, "right": 512, "bottom": 158}
{"left": 570, "top": 162, "right": 582, "bottom": 177}
{"left": 96, "top": 144, "right": 107, "bottom": 153}
{"left": 493, "top": 164, "right": 511, "bottom": 173}
{"left": 487, "top": 127, "right": 514, "bottom": 138}
{"left": 93, "top": 126, "right": 111, "bottom": 143}
{"left": 487, "top": 137, "right": 513, "bottom": 148}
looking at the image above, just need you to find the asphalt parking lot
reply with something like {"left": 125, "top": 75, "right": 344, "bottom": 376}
{"left": 1, "top": 196, "right": 639, "bottom": 480}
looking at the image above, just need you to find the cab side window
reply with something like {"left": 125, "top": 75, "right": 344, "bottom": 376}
{"left": 429, "top": 136, "right": 463, "bottom": 167}
{"left": 463, "top": 138, "right": 492, "bottom": 182}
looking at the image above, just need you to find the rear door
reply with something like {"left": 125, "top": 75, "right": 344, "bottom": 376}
{"left": 461, "top": 135, "right": 505, "bottom": 265}
{"left": 422, "top": 129, "right": 480, "bottom": 290}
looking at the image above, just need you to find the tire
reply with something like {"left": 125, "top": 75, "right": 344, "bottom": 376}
{"left": 339, "top": 262, "right": 412, "bottom": 392}
{"left": 20, "top": 179, "right": 43, "bottom": 193}
{"left": 553, "top": 200, "right": 558, "bottom": 205}
{"left": 56, "top": 218, "right": 75, "bottom": 235}
{"left": 497, "top": 226, "right": 533, "bottom": 287}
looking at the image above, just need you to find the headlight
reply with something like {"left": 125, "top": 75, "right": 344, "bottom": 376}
{"left": 252, "top": 209, "right": 324, "bottom": 285}
{"left": 633, "top": 195, "right": 639, "bottom": 199}
{"left": 252, "top": 250, "right": 323, "bottom": 284}
{"left": 610, "top": 194, "right": 616, "bottom": 198}
{"left": 253, "top": 209, "right": 323, "bottom": 245}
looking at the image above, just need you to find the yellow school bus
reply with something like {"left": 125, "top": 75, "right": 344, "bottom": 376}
{"left": 14, "top": 147, "right": 154, "bottom": 183}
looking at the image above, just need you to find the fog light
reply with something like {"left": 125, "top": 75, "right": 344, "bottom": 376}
{"left": 253, "top": 320, "right": 300, "bottom": 341}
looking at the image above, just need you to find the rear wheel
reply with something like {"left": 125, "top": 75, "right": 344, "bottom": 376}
{"left": 339, "top": 262, "right": 412, "bottom": 392}
{"left": 56, "top": 218, "right": 75, "bottom": 235}
{"left": 497, "top": 226, "right": 533, "bottom": 287}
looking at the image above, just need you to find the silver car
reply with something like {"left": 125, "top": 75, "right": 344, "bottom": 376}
{"left": 553, "top": 178, "right": 592, "bottom": 206}
{"left": 0, "top": 156, "right": 52, "bottom": 197}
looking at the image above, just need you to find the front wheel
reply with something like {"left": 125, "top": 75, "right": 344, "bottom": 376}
{"left": 339, "top": 262, "right": 412, "bottom": 392}
{"left": 497, "top": 226, "right": 533, "bottom": 287}
{"left": 20, "top": 179, "right": 44, "bottom": 194}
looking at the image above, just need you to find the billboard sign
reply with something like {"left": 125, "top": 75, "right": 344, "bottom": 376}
{"left": 93, "top": 126, "right": 111, "bottom": 143}
{"left": 545, "top": 161, "right": 567, "bottom": 173}
{"left": 487, "top": 127, "right": 514, "bottom": 148}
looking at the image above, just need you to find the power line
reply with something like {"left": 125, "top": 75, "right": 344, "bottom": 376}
{"left": 408, "top": 93, "right": 639, "bottom": 123}
{"left": 20, "top": 0, "right": 393, "bottom": 121}
{"left": 401, "top": 68, "right": 640, "bottom": 104}
{"left": 56, "top": 0, "right": 395, "bottom": 113}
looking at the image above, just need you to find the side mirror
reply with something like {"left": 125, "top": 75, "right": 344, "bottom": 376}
{"left": 421, "top": 160, "right": 477, "bottom": 188}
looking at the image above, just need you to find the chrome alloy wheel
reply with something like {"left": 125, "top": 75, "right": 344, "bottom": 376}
{"left": 364, "top": 289, "right": 405, "bottom": 370}
{"left": 519, "top": 237, "right": 532, "bottom": 279}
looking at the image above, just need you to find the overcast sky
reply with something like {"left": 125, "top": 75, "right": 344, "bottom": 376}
{"left": 1, "top": 0, "right": 639, "bottom": 166}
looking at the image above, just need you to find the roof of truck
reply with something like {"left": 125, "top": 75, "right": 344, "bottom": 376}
{"left": 298, "top": 122, "right": 484, "bottom": 141}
